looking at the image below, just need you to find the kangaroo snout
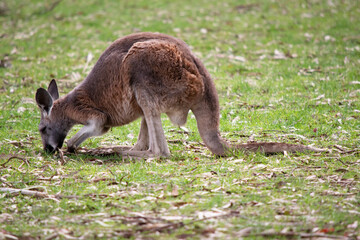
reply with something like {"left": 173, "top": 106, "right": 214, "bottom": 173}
{"left": 44, "top": 137, "right": 64, "bottom": 153}
{"left": 44, "top": 144, "right": 56, "bottom": 153}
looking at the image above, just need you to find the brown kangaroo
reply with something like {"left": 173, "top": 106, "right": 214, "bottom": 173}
{"left": 35, "top": 32, "right": 324, "bottom": 157}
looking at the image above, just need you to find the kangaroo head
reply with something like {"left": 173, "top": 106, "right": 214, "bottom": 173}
{"left": 35, "top": 79, "right": 67, "bottom": 153}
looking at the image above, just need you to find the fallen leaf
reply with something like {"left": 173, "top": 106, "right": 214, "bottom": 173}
{"left": 324, "top": 35, "right": 336, "bottom": 42}
{"left": 171, "top": 184, "right": 179, "bottom": 197}
{"left": 171, "top": 201, "right": 190, "bottom": 207}
{"left": 319, "top": 228, "right": 335, "bottom": 233}
{"left": 196, "top": 172, "right": 213, "bottom": 178}
{"left": 236, "top": 227, "right": 253, "bottom": 237}
{"left": 17, "top": 107, "right": 26, "bottom": 113}
{"left": 349, "top": 89, "right": 360, "bottom": 97}
{"left": 347, "top": 221, "right": 358, "bottom": 229}
{"left": 273, "top": 49, "right": 287, "bottom": 60}
{"left": 200, "top": 28, "right": 207, "bottom": 34}
{"left": 0, "top": 213, "right": 13, "bottom": 223}
{"left": 222, "top": 201, "right": 234, "bottom": 209}
{"left": 197, "top": 210, "right": 226, "bottom": 219}
{"left": 251, "top": 164, "right": 267, "bottom": 170}
{"left": 0, "top": 56, "right": 11, "bottom": 68}
{"left": 233, "top": 55, "right": 246, "bottom": 62}
{"left": 305, "top": 175, "right": 317, "bottom": 180}
{"left": 304, "top": 32, "right": 313, "bottom": 41}
{"left": 313, "top": 94, "right": 325, "bottom": 101}
{"left": 230, "top": 159, "right": 244, "bottom": 164}
{"left": 234, "top": 4, "right": 258, "bottom": 13}
{"left": 261, "top": 228, "right": 277, "bottom": 234}
{"left": 161, "top": 215, "right": 186, "bottom": 221}
{"left": 70, "top": 72, "right": 81, "bottom": 82}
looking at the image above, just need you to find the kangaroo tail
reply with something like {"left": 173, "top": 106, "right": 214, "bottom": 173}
{"left": 191, "top": 56, "right": 326, "bottom": 156}
{"left": 191, "top": 57, "right": 230, "bottom": 156}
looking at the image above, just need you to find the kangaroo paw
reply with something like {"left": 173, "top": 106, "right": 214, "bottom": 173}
{"left": 67, "top": 145, "right": 77, "bottom": 153}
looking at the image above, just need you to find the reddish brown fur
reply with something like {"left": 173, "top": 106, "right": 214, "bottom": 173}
{"left": 35, "top": 32, "right": 325, "bottom": 156}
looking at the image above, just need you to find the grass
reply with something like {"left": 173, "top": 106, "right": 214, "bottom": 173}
{"left": 0, "top": 0, "right": 359, "bottom": 239}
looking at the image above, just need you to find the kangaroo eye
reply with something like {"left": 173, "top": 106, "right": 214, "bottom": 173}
{"left": 39, "top": 126, "right": 46, "bottom": 133}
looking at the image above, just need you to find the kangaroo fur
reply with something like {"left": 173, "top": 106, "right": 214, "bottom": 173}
{"left": 35, "top": 32, "right": 325, "bottom": 157}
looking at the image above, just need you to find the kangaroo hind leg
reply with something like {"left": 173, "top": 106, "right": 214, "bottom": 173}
{"left": 142, "top": 109, "right": 170, "bottom": 157}
{"left": 129, "top": 89, "right": 170, "bottom": 157}
{"left": 131, "top": 117, "right": 149, "bottom": 151}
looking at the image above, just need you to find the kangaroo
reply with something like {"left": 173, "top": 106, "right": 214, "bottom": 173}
{"left": 35, "top": 32, "right": 324, "bottom": 157}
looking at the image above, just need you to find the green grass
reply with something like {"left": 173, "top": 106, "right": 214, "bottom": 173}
{"left": 0, "top": 0, "right": 359, "bottom": 239}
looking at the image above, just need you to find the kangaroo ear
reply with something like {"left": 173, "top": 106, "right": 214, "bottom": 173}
{"left": 36, "top": 88, "right": 53, "bottom": 116}
{"left": 47, "top": 79, "right": 59, "bottom": 100}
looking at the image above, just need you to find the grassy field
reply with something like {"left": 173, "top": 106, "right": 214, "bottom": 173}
{"left": 0, "top": 0, "right": 359, "bottom": 239}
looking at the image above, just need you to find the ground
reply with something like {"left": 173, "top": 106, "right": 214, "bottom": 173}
{"left": 0, "top": 0, "right": 359, "bottom": 239}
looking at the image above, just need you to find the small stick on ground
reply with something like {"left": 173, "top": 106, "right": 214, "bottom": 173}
{"left": 0, "top": 187, "right": 80, "bottom": 200}
{"left": 0, "top": 187, "right": 49, "bottom": 198}
{"left": 1, "top": 156, "right": 30, "bottom": 168}
{"left": 249, "top": 231, "right": 348, "bottom": 239}
{"left": 58, "top": 149, "right": 66, "bottom": 165}
{"left": 137, "top": 211, "right": 242, "bottom": 234}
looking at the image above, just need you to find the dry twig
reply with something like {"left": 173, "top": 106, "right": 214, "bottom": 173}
{"left": 1, "top": 156, "right": 29, "bottom": 168}
{"left": 139, "top": 211, "right": 241, "bottom": 233}
{"left": 0, "top": 187, "right": 79, "bottom": 200}
{"left": 58, "top": 148, "right": 66, "bottom": 165}
{"left": 0, "top": 187, "right": 49, "bottom": 198}
{"left": 249, "top": 231, "right": 348, "bottom": 239}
